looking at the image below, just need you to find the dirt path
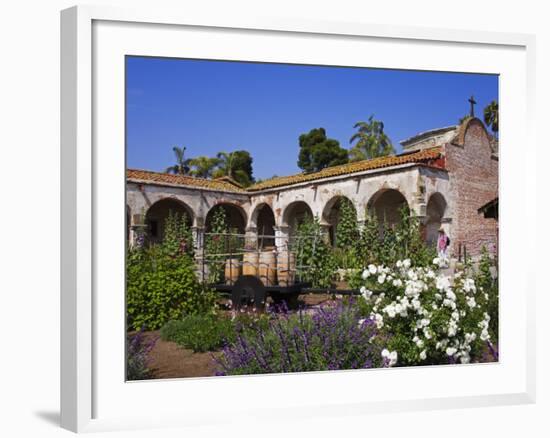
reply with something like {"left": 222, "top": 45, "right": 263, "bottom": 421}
{"left": 143, "top": 331, "right": 219, "bottom": 379}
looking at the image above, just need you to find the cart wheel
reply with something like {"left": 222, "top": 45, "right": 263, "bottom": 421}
{"left": 232, "top": 275, "right": 266, "bottom": 311}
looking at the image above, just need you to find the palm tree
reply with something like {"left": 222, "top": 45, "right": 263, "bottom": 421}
{"left": 165, "top": 146, "right": 191, "bottom": 175}
{"left": 213, "top": 151, "right": 251, "bottom": 186}
{"left": 349, "top": 115, "right": 395, "bottom": 161}
{"left": 188, "top": 156, "right": 220, "bottom": 179}
{"left": 483, "top": 100, "right": 499, "bottom": 138}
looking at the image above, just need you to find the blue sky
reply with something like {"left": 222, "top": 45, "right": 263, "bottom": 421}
{"left": 126, "top": 56, "right": 498, "bottom": 180}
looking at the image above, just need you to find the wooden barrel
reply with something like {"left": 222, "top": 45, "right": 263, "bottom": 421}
{"left": 224, "top": 258, "right": 241, "bottom": 285}
{"left": 277, "top": 251, "right": 296, "bottom": 286}
{"left": 242, "top": 252, "right": 258, "bottom": 276}
{"left": 258, "top": 250, "right": 277, "bottom": 286}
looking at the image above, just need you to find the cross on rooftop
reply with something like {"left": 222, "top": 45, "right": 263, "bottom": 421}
{"left": 468, "top": 95, "right": 477, "bottom": 117}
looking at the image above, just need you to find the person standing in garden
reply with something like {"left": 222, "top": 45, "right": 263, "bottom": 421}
{"left": 437, "top": 226, "right": 450, "bottom": 263}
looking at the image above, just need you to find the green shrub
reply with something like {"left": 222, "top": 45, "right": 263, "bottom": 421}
{"left": 127, "top": 247, "right": 217, "bottom": 330}
{"left": 127, "top": 210, "right": 216, "bottom": 331}
{"left": 160, "top": 314, "right": 234, "bottom": 352}
{"left": 160, "top": 312, "right": 270, "bottom": 353}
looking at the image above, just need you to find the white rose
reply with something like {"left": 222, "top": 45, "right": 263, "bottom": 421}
{"left": 446, "top": 347, "right": 457, "bottom": 356}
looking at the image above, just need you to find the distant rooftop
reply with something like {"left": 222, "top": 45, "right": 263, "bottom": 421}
{"left": 400, "top": 125, "right": 458, "bottom": 150}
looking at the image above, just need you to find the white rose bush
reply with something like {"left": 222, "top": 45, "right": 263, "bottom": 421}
{"left": 354, "top": 257, "right": 495, "bottom": 366}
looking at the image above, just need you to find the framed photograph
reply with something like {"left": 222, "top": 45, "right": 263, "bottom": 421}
{"left": 61, "top": 5, "right": 536, "bottom": 433}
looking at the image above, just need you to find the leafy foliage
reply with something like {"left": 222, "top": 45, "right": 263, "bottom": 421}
{"left": 332, "top": 198, "right": 360, "bottom": 269}
{"left": 127, "top": 211, "right": 216, "bottom": 331}
{"left": 161, "top": 314, "right": 235, "bottom": 353}
{"left": 297, "top": 128, "right": 349, "bottom": 173}
{"left": 188, "top": 156, "right": 221, "bottom": 178}
{"left": 213, "top": 150, "right": 254, "bottom": 186}
{"left": 205, "top": 206, "right": 229, "bottom": 284}
{"left": 335, "top": 198, "right": 359, "bottom": 249}
{"left": 349, "top": 115, "right": 395, "bottom": 161}
{"left": 161, "top": 210, "right": 194, "bottom": 257}
{"left": 165, "top": 146, "right": 192, "bottom": 175}
{"left": 160, "top": 312, "right": 270, "bottom": 353}
{"left": 215, "top": 301, "right": 385, "bottom": 375}
{"left": 483, "top": 100, "right": 499, "bottom": 137}
{"left": 355, "top": 207, "right": 434, "bottom": 268}
{"left": 292, "top": 216, "right": 337, "bottom": 288}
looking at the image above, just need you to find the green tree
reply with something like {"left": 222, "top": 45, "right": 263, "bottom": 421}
{"left": 483, "top": 100, "right": 499, "bottom": 138}
{"left": 297, "top": 128, "right": 349, "bottom": 173}
{"left": 188, "top": 156, "right": 220, "bottom": 178}
{"left": 349, "top": 116, "right": 395, "bottom": 161}
{"left": 165, "top": 146, "right": 192, "bottom": 175}
{"left": 213, "top": 150, "right": 254, "bottom": 186}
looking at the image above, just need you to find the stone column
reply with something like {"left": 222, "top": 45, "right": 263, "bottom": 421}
{"left": 244, "top": 226, "right": 258, "bottom": 251}
{"left": 130, "top": 224, "right": 147, "bottom": 248}
{"left": 320, "top": 223, "right": 332, "bottom": 245}
{"left": 192, "top": 225, "right": 206, "bottom": 282}
{"left": 192, "top": 226, "right": 205, "bottom": 252}
{"left": 273, "top": 225, "right": 290, "bottom": 253}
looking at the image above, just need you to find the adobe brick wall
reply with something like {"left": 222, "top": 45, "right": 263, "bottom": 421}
{"left": 444, "top": 118, "right": 498, "bottom": 258}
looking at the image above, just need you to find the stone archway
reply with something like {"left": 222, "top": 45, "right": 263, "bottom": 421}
{"left": 251, "top": 203, "right": 276, "bottom": 248}
{"left": 205, "top": 203, "right": 247, "bottom": 235}
{"left": 145, "top": 198, "right": 194, "bottom": 244}
{"left": 425, "top": 192, "right": 447, "bottom": 247}
{"left": 368, "top": 188, "right": 409, "bottom": 229}
{"left": 282, "top": 201, "right": 313, "bottom": 236}
{"left": 322, "top": 196, "right": 356, "bottom": 247}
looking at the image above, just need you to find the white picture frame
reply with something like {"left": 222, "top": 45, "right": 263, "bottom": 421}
{"left": 60, "top": 4, "right": 536, "bottom": 433}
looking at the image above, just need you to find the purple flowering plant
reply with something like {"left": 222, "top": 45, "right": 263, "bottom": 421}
{"left": 215, "top": 300, "right": 386, "bottom": 376}
{"left": 127, "top": 329, "right": 158, "bottom": 380}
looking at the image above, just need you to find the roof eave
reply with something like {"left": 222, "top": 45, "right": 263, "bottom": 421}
{"left": 127, "top": 178, "right": 248, "bottom": 195}
{"left": 246, "top": 162, "right": 447, "bottom": 194}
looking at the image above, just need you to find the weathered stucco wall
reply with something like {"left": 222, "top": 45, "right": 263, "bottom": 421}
{"left": 126, "top": 118, "right": 497, "bottom": 259}
{"left": 127, "top": 165, "right": 454, "bottom": 252}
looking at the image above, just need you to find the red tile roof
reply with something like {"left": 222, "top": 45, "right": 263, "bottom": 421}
{"left": 246, "top": 147, "right": 445, "bottom": 191}
{"left": 127, "top": 147, "right": 445, "bottom": 193}
{"left": 126, "top": 169, "right": 246, "bottom": 193}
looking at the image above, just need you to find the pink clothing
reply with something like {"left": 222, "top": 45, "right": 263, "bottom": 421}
{"left": 438, "top": 233, "right": 448, "bottom": 251}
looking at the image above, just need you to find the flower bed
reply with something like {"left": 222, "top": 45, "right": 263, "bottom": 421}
{"left": 353, "top": 257, "right": 496, "bottom": 366}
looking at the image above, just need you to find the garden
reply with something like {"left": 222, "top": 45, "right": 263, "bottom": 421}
{"left": 126, "top": 203, "right": 499, "bottom": 380}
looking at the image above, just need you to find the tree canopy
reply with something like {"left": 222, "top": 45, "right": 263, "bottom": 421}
{"left": 165, "top": 146, "right": 192, "bottom": 175}
{"left": 297, "top": 128, "right": 349, "bottom": 173}
{"left": 188, "top": 156, "right": 220, "bottom": 178}
{"left": 483, "top": 100, "right": 498, "bottom": 138}
{"left": 349, "top": 116, "right": 395, "bottom": 161}
{"left": 213, "top": 150, "right": 254, "bottom": 186}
